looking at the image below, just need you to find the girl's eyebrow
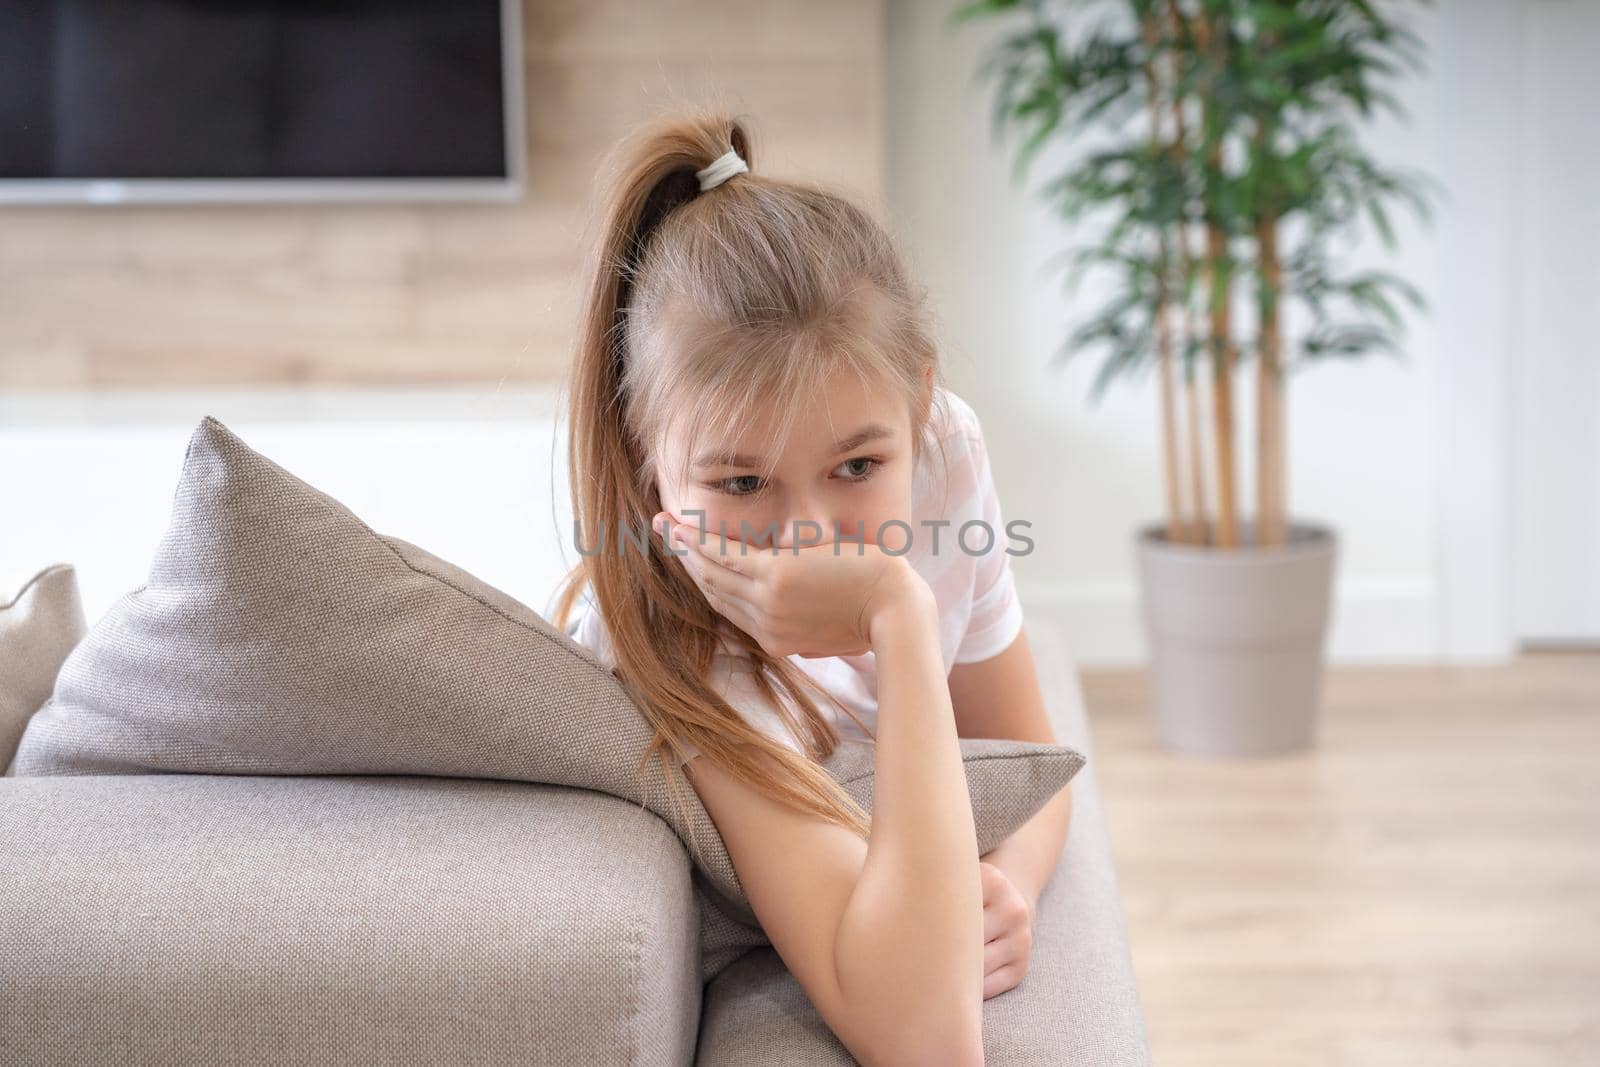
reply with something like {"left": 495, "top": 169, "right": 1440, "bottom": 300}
{"left": 692, "top": 423, "right": 895, "bottom": 469}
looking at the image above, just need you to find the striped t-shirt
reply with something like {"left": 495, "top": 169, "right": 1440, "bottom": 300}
{"left": 567, "top": 385, "right": 1025, "bottom": 761}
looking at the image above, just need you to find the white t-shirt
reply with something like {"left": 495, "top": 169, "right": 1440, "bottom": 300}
{"left": 567, "top": 385, "right": 1025, "bottom": 762}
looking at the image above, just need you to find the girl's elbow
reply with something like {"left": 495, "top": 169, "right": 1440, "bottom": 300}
{"left": 855, "top": 1003, "right": 984, "bottom": 1067}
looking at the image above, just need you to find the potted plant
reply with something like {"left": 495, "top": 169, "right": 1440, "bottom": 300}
{"left": 953, "top": 0, "right": 1437, "bottom": 755}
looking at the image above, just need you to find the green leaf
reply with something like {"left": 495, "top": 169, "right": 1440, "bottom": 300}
{"left": 947, "top": 0, "right": 1024, "bottom": 29}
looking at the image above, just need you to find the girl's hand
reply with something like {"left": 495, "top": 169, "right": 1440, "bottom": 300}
{"left": 980, "top": 859, "right": 1036, "bottom": 1000}
{"left": 655, "top": 511, "right": 928, "bottom": 659}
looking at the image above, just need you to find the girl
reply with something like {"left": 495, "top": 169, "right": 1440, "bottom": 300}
{"left": 551, "top": 105, "right": 1073, "bottom": 1065}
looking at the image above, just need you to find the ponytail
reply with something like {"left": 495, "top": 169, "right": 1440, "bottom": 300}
{"left": 553, "top": 103, "right": 947, "bottom": 841}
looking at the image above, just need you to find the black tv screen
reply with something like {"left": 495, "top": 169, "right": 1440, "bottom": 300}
{"left": 0, "top": 0, "right": 522, "bottom": 202}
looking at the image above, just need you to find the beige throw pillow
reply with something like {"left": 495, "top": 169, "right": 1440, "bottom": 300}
{"left": 1, "top": 563, "right": 88, "bottom": 775}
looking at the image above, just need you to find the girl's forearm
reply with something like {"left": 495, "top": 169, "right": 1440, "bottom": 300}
{"left": 981, "top": 782, "right": 1073, "bottom": 910}
{"left": 831, "top": 585, "right": 985, "bottom": 1061}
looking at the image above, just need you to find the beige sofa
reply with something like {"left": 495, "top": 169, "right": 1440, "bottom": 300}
{"left": 2, "top": 568, "right": 1150, "bottom": 1064}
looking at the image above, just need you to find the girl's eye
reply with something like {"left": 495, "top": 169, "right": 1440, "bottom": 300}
{"left": 835, "top": 456, "right": 882, "bottom": 482}
{"left": 711, "top": 475, "right": 764, "bottom": 497}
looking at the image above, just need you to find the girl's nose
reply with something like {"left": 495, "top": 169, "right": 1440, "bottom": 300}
{"left": 775, "top": 503, "right": 832, "bottom": 549}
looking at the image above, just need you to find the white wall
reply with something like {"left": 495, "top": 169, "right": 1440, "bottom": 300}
{"left": 886, "top": 0, "right": 1523, "bottom": 664}
{"left": 1506, "top": 2, "right": 1600, "bottom": 645}
{"left": 0, "top": 388, "right": 581, "bottom": 635}
{"left": 6, "top": 4, "right": 1560, "bottom": 667}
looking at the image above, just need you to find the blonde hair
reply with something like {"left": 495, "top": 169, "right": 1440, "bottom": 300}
{"left": 550, "top": 102, "right": 954, "bottom": 839}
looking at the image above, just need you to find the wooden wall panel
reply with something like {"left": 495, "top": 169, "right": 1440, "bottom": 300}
{"left": 0, "top": 0, "right": 886, "bottom": 389}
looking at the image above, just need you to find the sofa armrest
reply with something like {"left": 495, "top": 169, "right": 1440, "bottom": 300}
{"left": 0, "top": 773, "right": 700, "bottom": 1065}
{"left": 1006, "top": 616, "right": 1154, "bottom": 1065}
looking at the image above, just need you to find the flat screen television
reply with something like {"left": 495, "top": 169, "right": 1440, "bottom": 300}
{"left": 0, "top": 0, "right": 525, "bottom": 204}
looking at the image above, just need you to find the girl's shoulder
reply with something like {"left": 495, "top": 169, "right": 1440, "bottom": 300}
{"left": 566, "top": 598, "right": 614, "bottom": 664}
{"left": 925, "top": 384, "right": 986, "bottom": 450}
{"left": 914, "top": 385, "right": 995, "bottom": 518}
{"left": 566, "top": 597, "right": 810, "bottom": 758}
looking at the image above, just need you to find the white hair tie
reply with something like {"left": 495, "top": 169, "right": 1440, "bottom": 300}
{"left": 696, "top": 148, "right": 748, "bottom": 192}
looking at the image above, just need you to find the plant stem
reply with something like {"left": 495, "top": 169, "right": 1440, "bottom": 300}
{"left": 1256, "top": 206, "right": 1287, "bottom": 548}
{"left": 1196, "top": 7, "right": 1238, "bottom": 549}
{"left": 1145, "top": 11, "right": 1187, "bottom": 545}
{"left": 1184, "top": 347, "right": 1210, "bottom": 546}
{"left": 1168, "top": 0, "right": 1206, "bottom": 545}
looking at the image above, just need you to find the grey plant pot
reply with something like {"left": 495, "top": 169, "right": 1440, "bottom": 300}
{"left": 1134, "top": 519, "right": 1338, "bottom": 757}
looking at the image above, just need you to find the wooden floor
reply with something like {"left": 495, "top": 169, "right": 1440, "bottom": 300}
{"left": 1082, "top": 654, "right": 1600, "bottom": 1067}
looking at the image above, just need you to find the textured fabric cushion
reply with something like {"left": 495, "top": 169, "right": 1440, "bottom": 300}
{"left": 1, "top": 563, "right": 87, "bottom": 775}
{"left": 0, "top": 773, "right": 700, "bottom": 1065}
{"left": 696, "top": 618, "right": 1153, "bottom": 1065}
{"left": 9, "top": 415, "right": 1085, "bottom": 982}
